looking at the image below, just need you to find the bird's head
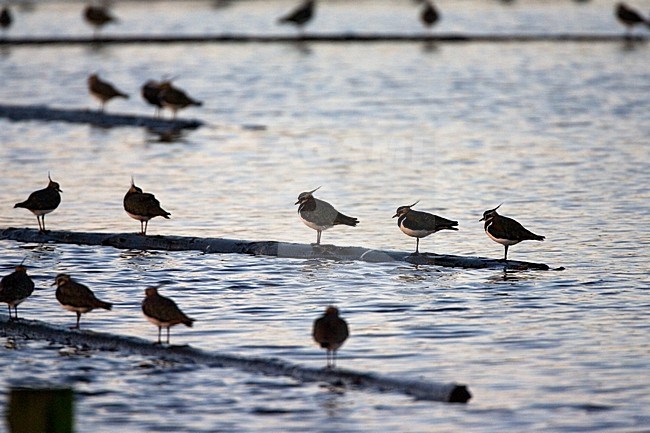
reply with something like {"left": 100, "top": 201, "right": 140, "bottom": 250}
{"left": 392, "top": 200, "right": 419, "bottom": 218}
{"left": 295, "top": 186, "right": 320, "bottom": 205}
{"left": 480, "top": 203, "right": 502, "bottom": 222}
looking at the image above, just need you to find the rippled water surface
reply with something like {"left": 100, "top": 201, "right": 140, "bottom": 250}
{"left": 1, "top": 1, "right": 650, "bottom": 432}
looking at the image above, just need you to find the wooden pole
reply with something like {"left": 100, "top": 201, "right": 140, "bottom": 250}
{"left": 7, "top": 387, "right": 74, "bottom": 433}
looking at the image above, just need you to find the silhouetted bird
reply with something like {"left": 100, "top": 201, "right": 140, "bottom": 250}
{"left": 420, "top": 0, "right": 439, "bottom": 28}
{"left": 142, "top": 286, "right": 195, "bottom": 344}
{"left": 313, "top": 306, "right": 349, "bottom": 368}
{"left": 141, "top": 79, "right": 167, "bottom": 118}
{"left": 158, "top": 82, "right": 202, "bottom": 120}
{"left": 480, "top": 204, "right": 545, "bottom": 261}
{"left": 123, "top": 178, "right": 171, "bottom": 235}
{"left": 83, "top": 4, "right": 117, "bottom": 36}
{"left": 54, "top": 273, "right": 112, "bottom": 329}
{"left": 14, "top": 173, "right": 62, "bottom": 232}
{"left": 615, "top": 3, "right": 649, "bottom": 36}
{"left": 393, "top": 201, "right": 458, "bottom": 254}
{"left": 0, "top": 263, "right": 35, "bottom": 320}
{"left": 295, "top": 186, "right": 359, "bottom": 245}
{"left": 0, "top": 6, "right": 12, "bottom": 32}
{"left": 88, "top": 73, "right": 128, "bottom": 112}
{"left": 278, "top": 0, "right": 315, "bottom": 33}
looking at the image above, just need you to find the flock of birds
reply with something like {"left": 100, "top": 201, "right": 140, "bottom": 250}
{"left": 1, "top": 1, "right": 649, "bottom": 38}
{"left": 1, "top": 263, "right": 349, "bottom": 366}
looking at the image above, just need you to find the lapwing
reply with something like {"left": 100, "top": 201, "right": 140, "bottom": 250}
{"left": 123, "top": 178, "right": 171, "bottom": 235}
{"left": 83, "top": 4, "right": 117, "bottom": 36}
{"left": 480, "top": 204, "right": 545, "bottom": 261}
{"left": 88, "top": 73, "right": 129, "bottom": 112}
{"left": 295, "top": 186, "right": 359, "bottom": 245}
{"left": 615, "top": 3, "right": 649, "bottom": 36}
{"left": 141, "top": 79, "right": 167, "bottom": 118}
{"left": 142, "top": 286, "right": 195, "bottom": 344}
{"left": 0, "top": 6, "right": 12, "bottom": 32}
{"left": 393, "top": 201, "right": 458, "bottom": 254}
{"left": 158, "top": 82, "right": 202, "bottom": 120}
{"left": 0, "top": 262, "right": 35, "bottom": 320}
{"left": 312, "top": 306, "right": 349, "bottom": 368}
{"left": 54, "top": 273, "right": 112, "bottom": 329}
{"left": 420, "top": 0, "right": 439, "bottom": 29}
{"left": 278, "top": 0, "right": 315, "bottom": 33}
{"left": 14, "top": 173, "right": 62, "bottom": 232}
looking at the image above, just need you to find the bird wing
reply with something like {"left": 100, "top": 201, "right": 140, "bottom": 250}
{"left": 125, "top": 192, "right": 170, "bottom": 218}
{"left": 491, "top": 215, "right": 544, "bottom": 241}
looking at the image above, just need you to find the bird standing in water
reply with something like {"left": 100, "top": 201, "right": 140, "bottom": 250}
{"left": 54, "top": 273, "right": 112, "bottom": 329}
{"left": 88, "top": 73, "right": 129, "bottom": 112}
{"left": 278, "top": 0, "right": 315, "bottom": 35}
{"left": 141, "top": 286, "right": 195, "bottom": 344}
{"left": 0, "top": 262, "right": 35, "bottom": 320}
{"left": 313, "top": 306, "right": 349, "bottom": 368}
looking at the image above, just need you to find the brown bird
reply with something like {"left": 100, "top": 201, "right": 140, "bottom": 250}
{"left": 615, "top": 3, "right": 649, "bottom": 36}
{"left": 420, "top": 0, "right": 439, "bottom": 28}
{"left": 14, "top": 173, "right": 62, "bottom": 232}
{"left": 142, "top": 286, "right": 195, "bottom": 344}
{"left": 0, "top": 6, "right": 12, "bottom": 32}
{"left": 123, "top": 178, "right": 171, "bottom": 235}
{"left": 0, "top": 262, "right": 35, "bottom": 320}
{"left": 312, "top": 306, "right": 349, "bottom": 368}
{"left": 278, "top": 0, "right": 315, "bottom": 33}
{"left": 54, "top": 273, "right": 112, "bottom": 329}
{"left": 83, "top": 4, "right": 117, "bottom": 36}
{"left": 295, "top": 186, "right": 359, "bottom": 245}
{"left": 158, "top": 82, "right": 202, "bottom": 120}
{"left": 141, "top": 79, "right": 168, "bottom": 118}
{"left": 88, "top": 73, "right": 129, "bottom": 112}
{"left": 480, "top": 204, "right": 545, "bottom": 261}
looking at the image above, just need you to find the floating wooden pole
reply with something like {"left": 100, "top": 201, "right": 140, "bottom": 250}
{"left": 0, "top": 33, "right": 645, "bottom": 45}
{"left": 1, "top": 317, "right": 471, "bottom": 403}
{"left": 0, "top": 227, "right": 552, "bottom": 271}
{"left": 0, "top": 104, "right": 203, "bottom": 130}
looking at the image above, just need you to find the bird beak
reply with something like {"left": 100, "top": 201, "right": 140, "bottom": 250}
{"left": 479, "top": 216, "right": 485, "bottom": 222}
{"left": 294, "top": 199, "right": 300, "bottom": 205}
{"left": 392, "top": 213, "right": 399, "bottom": 218}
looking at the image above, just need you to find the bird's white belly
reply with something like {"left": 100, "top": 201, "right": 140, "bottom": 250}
{"left": 126, "top": 211, "right": 151, "bottom": 222}
{"left": 62, "top": 304, "right": 92, "bottom": 314}
{"left": 30, "top": 208, "right": 55, "bottom": 216}
{"left": 145, "top": 315, "right": 172, "bottom": 328}
{"left": 399, "top": 225, "right": 433, "bottom": 239}
{"left": 485, "top": 226, "right": 520, "bottom": 246}
{"left": 300, "top": 215, "right": 331, "bottom": 232}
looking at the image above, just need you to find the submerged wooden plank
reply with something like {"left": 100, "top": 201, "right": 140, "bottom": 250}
{"left": 0, "top": 227, "right": 551, "bottom": 270}
{"left": 0, "top": 103, "right": 203, "bottom": 130}
{"left": 0, "top": 33, "right": 644, "bottom": 45}
{"left": 0, "top": 317, "right": 471, "bottom": 403}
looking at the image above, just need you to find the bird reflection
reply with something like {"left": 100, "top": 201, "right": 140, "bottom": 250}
{"left": 145, "top": 127, "right": 188, "bottom": 144}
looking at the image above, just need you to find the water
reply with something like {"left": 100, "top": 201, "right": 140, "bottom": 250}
{"left": 1, "top": 1, "right": 650, "bottom": 432}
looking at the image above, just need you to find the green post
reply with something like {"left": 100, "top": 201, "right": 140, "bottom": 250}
{"left": 6, "top": 387, "right": 74, "bottom": 433}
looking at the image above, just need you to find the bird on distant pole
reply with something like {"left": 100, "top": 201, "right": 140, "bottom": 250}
{"left": 420, "top": 0, "right": 440, "bottom": 31}
{"left": 278, "top": 0, "right": 315, "bottom": 36}
{"left": 83, "top": 4, "right": 117, "bottom": 37}
{"left": 312, "top": 306, "right": 349, "bottom": 368}
{"left": 0, "top": 6, "right": 13, "bottom": 34}
{"left": 615, "top": 3, "right": 649, "bottom": 38}
{"left": 87, "top": 73, "right": 129, "bottom": 112}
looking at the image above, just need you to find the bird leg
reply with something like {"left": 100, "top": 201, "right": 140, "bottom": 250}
{"left": 166, "top": 327, "right": 171, "bottom": 345}
{"left": 415, "top": 238, "right": 420, "bottom": 254}
{"left": 316, "top": 230, "right": 322, "bottom": 245}
{"left": 504, "top": 245, "right": 509, "bottom": 261}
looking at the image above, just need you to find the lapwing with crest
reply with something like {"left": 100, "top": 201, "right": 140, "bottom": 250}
{"left": 480, "top": 204, "right": 545, "bottom": 261}
{"left": 295, "top": 186, "right": 359, "bottom": 245}
{"left": 14, "top": 173, "right": 62, "bottom": 232}
{"left": 393, "top": 201, "right": 458, "bottom": 254}
{"left": 123, "top": 178, "right": 171, "bottom": 235}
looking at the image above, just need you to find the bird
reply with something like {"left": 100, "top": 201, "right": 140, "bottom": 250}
{"left": 278, "top": 0, "right": 315, "bottom": 33}
{"left": 53, "top": 273, "right": 112, "bottom": 329}
{"left": 295, "top": 186, "right": 359, "bottom": 245}
{"left": 158, "top": 82, "right": 202, "bottom": 120}
{"left": 141, "top": 79, "right": 167, "bottom": 118}
{"left": 615, "top": 3, "right": 649, "bottom": 36}
{"left": 141, "top": 286, "right": 195, "bottom": 344}
{"left": 313, "top": 306, "right": 349, "bottom": 368}
{"left": 0, "top": 6, "right": 12, "bottom": 32}
{"left": 123, "top": 178, "right": 171, "bottom": 235}
{"left": 392, "top": 201, "right": 458, "bottom": 254}
{"left": 14, "top": 173, "right": 62, "bottom": 233}
{"left": 479, "top": 204, "right": 545, "bottom": 261}
{"left": 420, "top": 1, "right": 439, "bottom": 29}
{"left": 87, "top": 73, "right": 129, "bottom": 112}
{"left": 0, "top": 262, "right": 35, "bottom": 320}
{"left": 83, "top": 4, "right": 117, "bottom": 36}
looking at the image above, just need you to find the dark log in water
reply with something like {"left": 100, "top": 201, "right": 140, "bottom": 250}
{"left": 0, "top": 227, "right": 551, "bottom": 271}
{"left": 0, "top": 103, "right": 203, "bottom": 130}
{"left": 0, "top": 317, "right": 471, "bottom": 403}
{"left": 0, "top": 34, "right": 645, "bottom": 45}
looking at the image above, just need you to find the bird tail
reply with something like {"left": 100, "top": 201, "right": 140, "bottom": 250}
{"left": 441, "top": 220, "right": 459, "bottom": 231}
{"left": 334, "top": 213, "right": 359, "bottom": 227}
{"left": 192, "top": 100, "right": 203, "bottom": 107}
{"left": 119, "top": 92, "right": 129, "bottom": 99}
{"left": 533, "top": 234, "right": 545, "bottom": 241}
{"left": 98, "top": 301, "right": 113, "bottom": 311}
{"left": 182, "top": 317, "right": 195, "bottom": 327}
